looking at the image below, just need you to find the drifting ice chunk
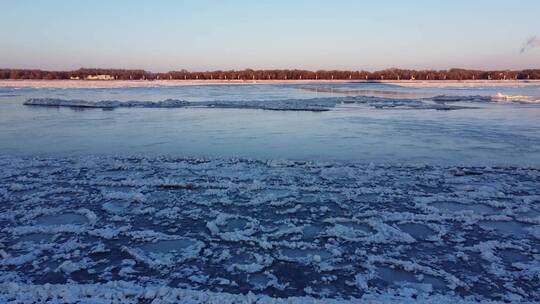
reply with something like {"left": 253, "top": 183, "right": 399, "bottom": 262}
{"left": 432, "top": 201, "right": 499, "bottom": 215}
{"left": 140, "top": 239, "right": 201, "bottom": 254}
{"left": 377, "top": 266, "right": 447, "bottom": 291}
{"left": 35, "top": 213, "right": 88, "bottom": 226}
{"left": 479, "top": 220, "right": 530, "bottom": 237}
{"left": 397, "top": 223, "right": 435, "bottom": 241}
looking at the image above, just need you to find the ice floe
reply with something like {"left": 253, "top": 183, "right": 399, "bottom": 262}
{"left": 22, "top": 94, "right": 512, "bottom": 112}
{"left": 0, "top": 155, "right": 539, "bottom": 302}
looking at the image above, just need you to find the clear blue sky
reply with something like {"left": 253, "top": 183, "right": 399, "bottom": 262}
{"left": 1, "top": 0, "right": 539, "bottom": 71}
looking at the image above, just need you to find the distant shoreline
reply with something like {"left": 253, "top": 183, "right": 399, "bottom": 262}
{"left": 1, "top": 79, "right": 540, "bottom": 89}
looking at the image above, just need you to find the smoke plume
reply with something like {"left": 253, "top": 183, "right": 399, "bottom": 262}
{"left": 520, "top": 35, "right": 540, "bottom": 54}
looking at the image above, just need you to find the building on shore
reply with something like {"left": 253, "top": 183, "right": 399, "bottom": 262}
{"left": 85, "top": 74, "right": 115, "bottom": 80}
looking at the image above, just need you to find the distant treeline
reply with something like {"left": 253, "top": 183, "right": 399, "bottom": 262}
{"left": 1, "top": 68, "right": 540, "bottom": 80}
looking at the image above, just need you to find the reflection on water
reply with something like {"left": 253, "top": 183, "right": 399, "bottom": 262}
{"left": 300, "top": 86, "right": 433, "bottom": 99}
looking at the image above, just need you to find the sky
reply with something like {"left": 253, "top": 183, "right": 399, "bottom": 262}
{"left": 1, "top": 0, "right": 539, "bottom": 72}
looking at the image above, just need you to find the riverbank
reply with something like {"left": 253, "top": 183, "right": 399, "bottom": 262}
{"left": 1, "top": 79, "right": 540, "bottom": 89}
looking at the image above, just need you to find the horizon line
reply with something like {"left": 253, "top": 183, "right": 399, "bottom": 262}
{"left": 2, "top": 67, "right": 540, "bottom": 73}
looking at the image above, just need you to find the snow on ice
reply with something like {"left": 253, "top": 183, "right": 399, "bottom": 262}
{"left": 0, "top": 155, "right": 539, "bottom": 303}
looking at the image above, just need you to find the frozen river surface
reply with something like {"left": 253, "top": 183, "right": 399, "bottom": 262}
{"left": 0, "top": 83, "right": 539, "bottom": 303}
